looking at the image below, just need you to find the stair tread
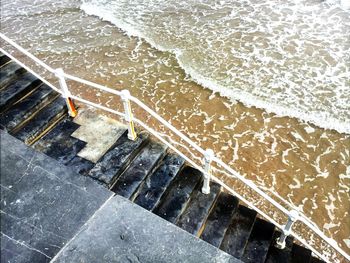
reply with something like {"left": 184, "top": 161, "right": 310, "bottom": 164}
{"left": 66, "top": 156, "right": 95, "bottom": 176}
{"left": 112, "top": 141, "right": 167, "bottom": 199}
{"left": 154, "top": 166, "right": 202, "bottom": 223}
{"left": 0, "top": 54, "right": 11, "bottom": 68}
{"left": 0, "top": 72, "right": 41, "bottom": 111}
{"left": 88, "top": 131, "right": 148, "bottom": 186}
{"left": 33, "top": 118, "right": 86, "bottom": 164}
{"left": 13, "top": 97, "right": 67, "bottom": 144}
{"left": 220, "top": 205, "right": 257, "bottom": 259}
{"left": 177, "top": 182, "right": 221, "bottom": 236}
{"left": 265, "top": 231, "right": 294, "bottom": 263}
{"left": 0, "top": 62, "right": 26, "bottom": 88}
{"left": 310, "top": 256, "right": 325, "bottom": 263}
{"left": 134, "top": 153, "right": 185, "bottom": 211}
{"left": 290, "top": 244, "right": 312, "bottom": 263}
{"left": 0, "top": 85, "right": 55, "bottom": 131}
{"left": 241, "top": 218, "right": 275, "bottom": 263}
{"left": 200, "top": 192, "right": 239, "bottom": 248}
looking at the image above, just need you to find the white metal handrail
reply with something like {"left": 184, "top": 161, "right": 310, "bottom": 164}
{"left": 1, "top": 32, "right": 349, "bottom": 262}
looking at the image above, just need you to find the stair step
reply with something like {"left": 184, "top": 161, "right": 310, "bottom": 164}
{"left": 66, "top": 156, "right": 95, "bottom": 176}
{"left": 265, "top": 231, "right": 294, "bottom": 263}
{"left": 0, "top": 72, "right": 42, "bottom": 112}
{"left": 200, "top": 192, "right": 239, "bottom": 248}
{"left": 12, "top": 97, "right": 67, "bottom": 144}
{"left": 0, "top": 85, "right": 57, "bottom": 132}
{"left": 153, "top": 166, "right": 202, "bottom": 223}
{"left": 0, "top": 62, "right": 26, "bottom": 88}
{"left": 88, "top": 131, "right": 149, "bottom": 186}
{"left": 33, "top": 118, "right": 86, "bottom": 164}
{"left": 0, "top": 54, "right": 11, "bottom": 68}
{"left": 290, "top": 244, "right": 312, "bottom": 263}
{"left": 176, "top": 182, "right": 221, "bottom": 236}
{"left": 112, "top": 141, "right": 167, "bottom": 199}
{"left": 220, "top": 205, "right": 257, "bottom": 259}
{"left": 133, "top": 153, "right": 185, "bottom": 211}
{"left": 241, "top": 218, "right": 275, "bottom": 263}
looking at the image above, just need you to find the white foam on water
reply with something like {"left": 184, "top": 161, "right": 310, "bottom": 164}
{"left": 81, "top": 0, "right": 350, "bottom": 134}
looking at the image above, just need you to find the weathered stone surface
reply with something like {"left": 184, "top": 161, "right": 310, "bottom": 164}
{"left": 33, "top": 118, "right": 86, "bottom": 164}
{"left": 51, "top": 195, "right": 241, "bottom": 263}
{"left": 0, "top": 53, "right": 11, "bottom": 67}
{"left": 241, "top": 218, "right": 275, "bottom": 263}
{"left": 66, "top": 156, "right": 95, "bottom": 176}
{"left": 290, "top": 244, "right": 312, "bottom": 263}
{"left": 13, "top": 97, "right": 67, "bottom": 144}
{"left": 0, "top": 85, "right": 56, "bottom": 131}
{"left": 200, "top": 192, "right": 238, "bottom": 248}
{"left": 154, "top": 166, "right": 202, "bottom": 223}
{"left": 177, "top": 182, "right": 221, "bottom": 236}
{"left": 220, "top": 205, "right": 257, "bottom": 259}
{"left": 71, "top": 108, "right": 126, "bottom": 163}
{"left": 0, "top": 131, "right": 113, "bottom": 262}
{"left": 0, "top": 72, "right": 41, "bottom": 111}
{"left": 88, "top": 131, "right": 148, "bottom": 185}
{"left": 134, "top": 153, "right": 185, "bottom": 211}
{"left": 112, "top": 141, "right": 167, "bottom": 199}
{"left": 0, "top": 61, "right": 26, "bottom": 88}
{"left": 265, "top": 231, "right": 293, "bottom": 263}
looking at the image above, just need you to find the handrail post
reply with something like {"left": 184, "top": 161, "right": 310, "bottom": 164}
{"left": 276, "top": 210, "right": 299, "bottom": 249}
{"left": 55, "top": 68, "right": 77, "bottom": 117}
{"left": 121, "top": 90, "right": 137, "bottom": 141}
{"left": 202, "top": 149, "right": 214, "bottom": 194}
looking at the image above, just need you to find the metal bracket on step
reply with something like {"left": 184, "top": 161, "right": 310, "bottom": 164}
{"left": 276, "top": 210, "right": 299, "bottom": 249}
{"left": 55, "top": 68, "right": 77, "bottom": 118}
{"left": 202, "top": 149, "right": 214, "bottom": 194}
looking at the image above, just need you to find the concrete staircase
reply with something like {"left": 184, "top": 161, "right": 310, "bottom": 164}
{"left": 0, "top": 53, "right": 325, "bottom": 263}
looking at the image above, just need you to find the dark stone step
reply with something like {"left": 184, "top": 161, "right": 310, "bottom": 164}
{"left": 241, "top": 218, "right": 275, "bottom": 263}
{"left": 0, "top": 85, "right": 58, "bottom": 132}
{"left": 290, "top": 244, "right": 312, "bottom": 263}
{"left": 265, "top": 231, "right": 294, "bottom": 263}
{"left": 0, "top": 72, "right": 42, "bottom": 112}
{"left": 33, "top": 118, "right": 86, "bottom": 164}
{"left": 0, "top": 54, "right": 11, "bottom": 68}
{"left": 88, "top": 131, "right": 148, "bottom": 186}
{"left": 133, "top": 153, "right": 185, "bottom": 211}
{"left": 12, "top": 97, "right": 67, "bottom": 144}
{"left": 176, "top": 182, "right": 221, "bottom": 236}
{"left": 66, "top": 156, "right": 95, "bottom": 177}
{"left": 200, "top": 192, "right": 239, "bottom": 248}
{"left": 0, "top": 85, "right": 57, "bottom": 132}
{"left": 0, "top": 62, "right": 26, "bottom": 88}
{"left": 220, "top": 205, "right": 257, "bottom": 259}
{"left": 112, "top": 141, "right": 167, "bottom": 199}
{"left": 153, "top": 166, "right": 202, "bottom": 223}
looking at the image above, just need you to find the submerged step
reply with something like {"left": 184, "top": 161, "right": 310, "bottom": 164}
{"left": 241, "top": 218, "right": 275, "bottom": 263}
{"left": 112, "top": 141, "right": 167, "bottom": 199}
{"left": 265, "top": 231, "right": 294, "bottom": 263}
{"left": 0, "top": 72, "right": 41, "bottom": 112}
{"left": 0, "top": 84, "right": 56, "bottom": 131}
{"left": 134, "top": 153, "right": 185, "bottom": 211}
{"left": 33, "top": 118, "right": 86, "bottom": 164}
{"left": 177, "top": 182, "right": 221, "bottom": 236}
{"left": 12, "top": 97, "right": 67, "bottom": 144}
{"left": 220, "top": 205, "right": 257, "bottom": 259}
{"left": 0, "top": 54, "right": 11, "bottom": 68}
{"left": 290, "top": 244, "right": 312, "bottom": 263}
{"left": 0, "top": 61, "right": 26, "bottom": 88}
{"left": 154, "top": 166, "right": 202, "bottom": 223}
{"left": 200, "top": 192, "right": 239, "bottom": 248}
{"left": 88, "top": 131, "right": 148, "bottom": 186}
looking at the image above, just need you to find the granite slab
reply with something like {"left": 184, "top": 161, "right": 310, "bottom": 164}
{"left": 0, "top": 130, "right": 113, "bottom": 262}
{"left": 51, "top": 195, "right": 242, "bottom": 263}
